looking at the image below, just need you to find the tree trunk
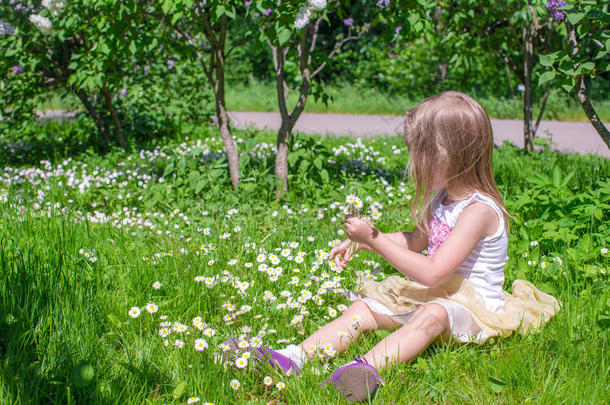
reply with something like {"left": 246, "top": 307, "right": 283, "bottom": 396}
{"left": 575, "top": 76, "right": 610, "bottom": 149}
{"left": 274, "top": 123, "right": 291, "bottom": 200}
{"left": 522, "top": 23, "right": 535, "bottom": 152}
{"left": 211, "top": 17, "right": 239, "bottom": 191}
{"left": 75, "top": 89, "right": 110, "bottom": 143}
{"left": 102, "top": 87, "right": 125, "bottom": 147}
{"left": 565, "top": 22, "right": 610, "bottom": 149}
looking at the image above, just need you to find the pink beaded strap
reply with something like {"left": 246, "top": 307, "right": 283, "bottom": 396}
{"left": 427, "top": 215, "right": 452, "bottom": 256}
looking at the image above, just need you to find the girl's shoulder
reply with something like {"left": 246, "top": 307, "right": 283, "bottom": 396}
{"left": 436, "top": 190, "right": 505, "bottom": 239}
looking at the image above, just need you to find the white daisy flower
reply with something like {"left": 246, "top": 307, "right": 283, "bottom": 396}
{"left": 128, "top": 306, "right": 141, "bottom": 318}
{"left": 194, "top": 338, "right": 208, "bottom": 351}
{"left": 230, "top": 379, "right": 240, "bottom": 390}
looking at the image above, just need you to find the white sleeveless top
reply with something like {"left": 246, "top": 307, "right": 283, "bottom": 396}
{"left": 428, "top": 190, "right": 508, "bottom": 312}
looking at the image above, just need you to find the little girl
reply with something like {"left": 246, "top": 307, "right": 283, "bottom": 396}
{"left": 246, "top": 91, "right": 561, "bottom": 402}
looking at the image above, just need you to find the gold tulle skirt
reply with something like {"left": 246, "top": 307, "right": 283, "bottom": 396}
{"left": 353, "top": 273, "right": 561, "bottom": 344}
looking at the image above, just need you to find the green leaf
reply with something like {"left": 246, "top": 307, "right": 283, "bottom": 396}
{"left": 488, "top": 376, "right": 508, "bottom": 393}
{"left": 539, "top": 54, "right": 555, "bottom": 67}
{"left": 73, "top": 361, "right": 95, "bottom": 388}
{"left": 163, "top": 163, "right": 174, "bottom": 177}
{"left": 277, "top": 28, "right": 292, "bottom": 46}
{"left": 538, "top": 71, "right": 556, "bottom": 86}
{"left": 320, "top": 169, "right": 329, "bottom": 184}
{"left": 566, "top": 12, "right": 585, "bottom": 25}
{"left": 172, "top": 381, "right": 186, "bottom": 400}
{"left": 552, "top": 166, "right": 561, "bottom": 188}
{"left": 195, "top": 179, "right": 207, "bottom": 194}
{"left": 580, "top": 61, "right": 595, "bottom": 71}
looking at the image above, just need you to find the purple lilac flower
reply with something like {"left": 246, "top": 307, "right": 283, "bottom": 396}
{"left": 244, "top": 0, "right": 252, "bottom": 7}
{"left": 363, "top": 22, "right": 371, "bottom": 29}
{"left": 12, "top": 65, "right": 22, "bottom": 74}
{"left": 120, "top": 88, "right": 127, "bottom": 97}
{"left": 343, "top": 18, "right": 354, "bottom": 26}
{"left": 547, "top": 0, "right": 568, "bottom": 22}
{"left": 263, "top": 8, "right": 271, "bottom": 16}
{"left": 376, "top": 0, "right": 390, "bottom": 8}
{"left": 394, "top": 25, "right": 402, "bottom": 36}
{"left": 167, "top": 59, "right": 174, "bottom": 69}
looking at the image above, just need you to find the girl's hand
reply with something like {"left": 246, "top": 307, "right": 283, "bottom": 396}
{"left": 345, "top": 215, "right": 378, "bottom": 244}
{"left": 329, "top": 239, "right": 358, "bottom": 268}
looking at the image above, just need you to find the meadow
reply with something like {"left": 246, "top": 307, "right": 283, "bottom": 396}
{"left": 0, "top": 126, "right": 608, "bottom": 404}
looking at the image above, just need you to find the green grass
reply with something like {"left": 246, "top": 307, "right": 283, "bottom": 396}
{"left": 225, "top": 81, "right": 610, "bottom": 122}
{"left": 0, "top": 128, "right": 608, "bottom": 404}
{"left": 37, "top": 82, "right": 610, "bottom": 122}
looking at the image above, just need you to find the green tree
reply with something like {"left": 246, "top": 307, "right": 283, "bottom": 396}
{"left": 539, "top": 0, "right": 609, "bottom": 148}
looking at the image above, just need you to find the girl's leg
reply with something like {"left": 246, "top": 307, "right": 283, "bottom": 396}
{"left": 300, "top": 299, "right": 398, "bottom": 357}
{"left": 362, "top": 303, "right": 451, "bottom": 370}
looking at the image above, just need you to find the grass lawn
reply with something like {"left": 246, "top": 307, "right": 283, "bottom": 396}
{"left": 0, "top": 127, "right": 608, "bottom": 403}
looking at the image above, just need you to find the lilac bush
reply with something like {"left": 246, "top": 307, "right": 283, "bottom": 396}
{"left": 547, "top": 0, "right": 568, "bottom": 22}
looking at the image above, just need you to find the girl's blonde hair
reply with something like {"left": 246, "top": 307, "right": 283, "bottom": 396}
{"left": 404, "top": 91, "right": 509, "bottom": 232}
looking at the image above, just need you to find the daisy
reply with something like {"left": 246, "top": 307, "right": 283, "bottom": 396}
{"left": 235, "top": 356, "right": 248, "bottom": 369}
{"left": 128, "top": 306, "right": 141, "bottom": 318}
{"left": 336, "top": 330, "right": 347, "bottom": 337}
{"left": 159, "top": 328, "right": 171, "bottom": 337}
{"left": 194, "top": 276, "right": 205, "bottom": 282}
{"left": 145, "top": 303, "right": 158, "bottom": 314}
{"left": 203, "top": 328, "right": 216, "bottom": 337}
{"left": 307, "top": 236, "right": 315, "bottom": 242}
{"left": 602, "top": 248, "right": 608, "bottom": 254}
{"left": 174, "top": 339, "right": 185, "bottom": 348}
{"left": 276, "top": 381, "right": 286, "bottom": 390}
{"left": 152, "top": 281, "right": 161, "bottom": 289}
{"left": 194, "top": 338, "right": 208, "bottom": 351}
{"left": 187, "top": 397, "right": 200, "bottom": 404}
{"left": 230, "top": 379, "right": 240, "bottom": 390}
{"left": 263, "top": 376, "right": 273, "bottom": 386}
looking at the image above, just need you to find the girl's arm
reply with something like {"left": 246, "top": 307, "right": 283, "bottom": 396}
{"left": 345, "top": 203, "right": 499, "bottom": 288}
{"left": 329, "top": 227, "right": 428, "bottom": 268}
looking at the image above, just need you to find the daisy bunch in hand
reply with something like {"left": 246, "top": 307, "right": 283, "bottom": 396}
{"left": 330, "top": 194, "right": 383, "bottom": 268}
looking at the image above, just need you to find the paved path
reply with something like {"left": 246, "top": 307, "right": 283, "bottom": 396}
{"left": 229, "top": 111, "right": 610, "bottom": 158}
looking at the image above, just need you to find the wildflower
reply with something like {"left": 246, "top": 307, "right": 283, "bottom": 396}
{"left": 128, "top": 306, "right": 141, "bottom": 318}
{"left": 244, "top": 1, "right": 253, "bottom": 7}
{"left": 376, "top": 0, "right": 390, "bottom": 8}
{"left": 174, "top": 339, "right": 185, "bottom": 348}
{"left": 152, "top": 281, "right": 161, "bottom": 289}
{"left": 29, "top": 14, "right": 53, "bottom": 35}
{"left": 308, "top": 236, "right": 315, "bottom": 242}
{"left": 263, "top": 376, "right": 273, "bottom": 386}
{"left": 42, "top": 0, "right": 66, "bottom": 16}
{"left": 276, "top": 381, "right": 286, "bottom": 390}
{"left": 547, "top": 0, "right": 568, "bottom": 21}
{"left": 159, "top": 328, "right": 171, "bottom": 337}
{"left": 343, "top": 18, "right": 354, "bottom": 26}
{"left": 145, "top": 303, "right": 158, "bottom": 314}
{"left": 235, "top": 356, "right": 248, "bottom": 369}
{"left": 351, "top": 314, "right": 361, "bottom": 329}
{"left": 601, "top": 248, "right": 608, "bottom": 255}
{"left": 230, "top": 379, "right": 240, "bottom": 390}
{"left": 203, "top": 328, "right": 216, "bottom": 337}
{"left": 337, "top": 304, "right": 348, "bottom": 312}
{"left": 337, "top": 330, "right": 347, "bottom": 337}
{"left": 307, "top": 0, "right": 326, "bottom": 11}
{"left": 541, "top": 262, "right": 547, "bottom": 269}
{"left": 194, "top": 338, "right": 208, "bottom": 351}
{"left": 187, "top": 397, "right": 200, "bottom": 404}
{"left": 530, "top": 240, "right": 539, "bottom": 247}
{"left": 12, "top": 65, "right": 22, "bottom": 74}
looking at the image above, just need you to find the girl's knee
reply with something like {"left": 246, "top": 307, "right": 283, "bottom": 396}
{"left": 411, "top": 303, "right": 450, "bottom": 337}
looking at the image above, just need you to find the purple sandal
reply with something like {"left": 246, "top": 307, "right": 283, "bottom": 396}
{"left": 322, "top": 356, "right": 384, "bottom": 402}
{"left": 254, "top": 346, "right": 301, "bottom": 376}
